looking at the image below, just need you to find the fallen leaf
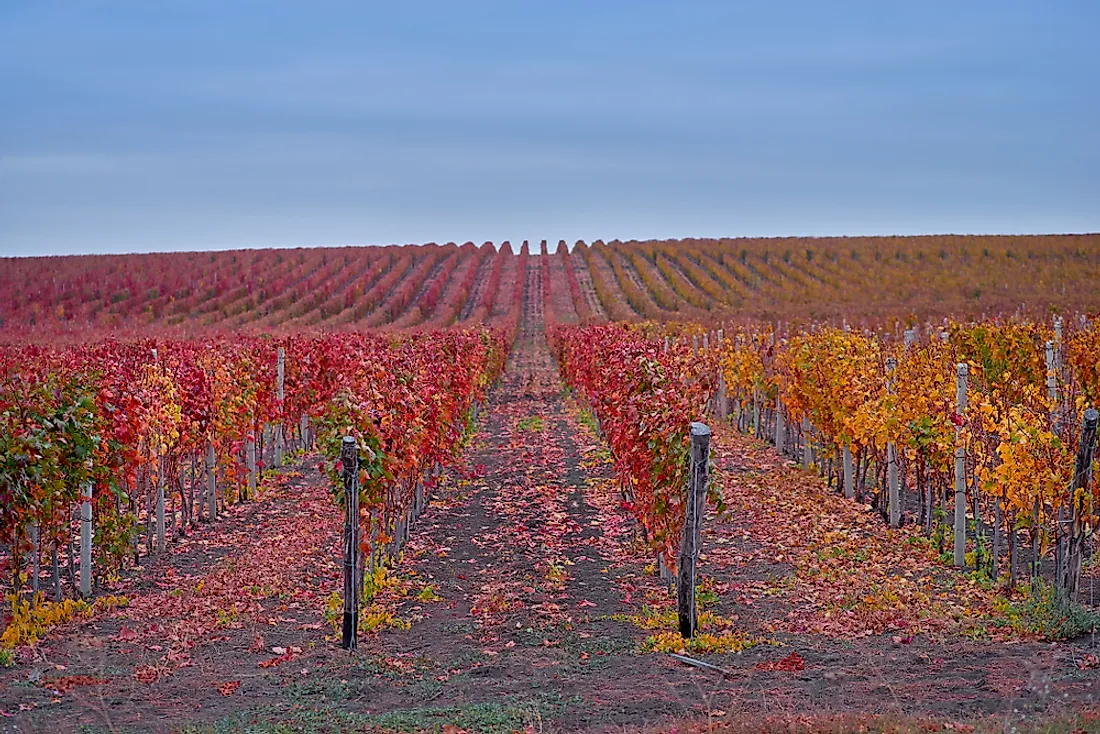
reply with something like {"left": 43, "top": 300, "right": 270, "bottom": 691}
{"left": 216, "top": 680, "right": 241, "bottom": 697}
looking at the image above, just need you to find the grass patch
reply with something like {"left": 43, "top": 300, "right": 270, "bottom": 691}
{"left": 645, "top": 711, "right": 1100, "bottom": 734}
{"left": 577, "top": 408, "right": 600, "bottom": 436}
{"left": 180, "top": 695, "right": 575, "bottom": 734}
{"left": 989, "top": 578, "right": 1099, "bottom": 640}
{"left": 516, "top": 415, "right": 545, "bottom": 432}
{"left": 283, "top": 677, "right": 352, "bottom": 702}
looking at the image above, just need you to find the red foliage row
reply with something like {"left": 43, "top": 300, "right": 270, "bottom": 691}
{"left": 391, "top": 245, "right": 469, "bottom": 328}
{"left": 0, "top": 326, "right": 510, "bottom": 592}
{"left": 558, "top": 240, "right": 591, "bottom": 323}
{"left": 365, "top": 245, "right": 446, "bottom": 327}
{"left": 1, "top": 243, "right": 536, "bottom": 336}
{"left": 426, "top": 244, "right": 492, "bottom": 328}
{"left": 551, "top": 323, "right": 715, "bottom": 568}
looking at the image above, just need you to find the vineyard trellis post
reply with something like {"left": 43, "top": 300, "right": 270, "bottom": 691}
{"left": 275, "top": 347, "right": 286, "bottom": 467}
{"left": 801, "top": 417, "right": 811, "bottom": 470}
{"left": 246, "top": 430, "right": 257, "bottom": 501}
{"left": 1045, "top": 341, "right": 1059, "bottom": 430}
{"left": 716, "top": 373, "right": 728, "bottom": 421}
{"left": 80, "top": 482, "right": 92, "bottom": 597}
{"left": 206, "top": 441, "right": 218, "bottom": 522}
{"left": 678, "top": 422, "right": 711, "bottom": 639}
{"left": 842, "top": 444, "right": 854, "bottom": 499}
{"left": 30, "top": 523, "right": 40, "bottom": 595}
{"left": 1064, "top": 408, "right": 1098, "bottom": 596}
{"left": 954, "top": 363, "right": 968, "bottom": 568}
{"left": 775, "top": 400, "right": 785, "bottom": 455}
{"left": 752, "top": 388, "right": 761, "bottom": 437}
{"left": 340, "top": 436, "right": 360, "bottom": 650}
{"left": 156, "top": 455, "right": 166, "bottom": 552}
{"left": 886, "top": 356, "right": 900, "bottom": 528}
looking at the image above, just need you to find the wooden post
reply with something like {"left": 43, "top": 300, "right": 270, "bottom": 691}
{"left": 775, "top": 400, "right": 785, "bottom": 455}
{"left": 30, "top": 522, "right": 40, "bottom": 595}
{"left": 206, "top": 441, "right": 218, "bottom": 522}
{"left": 842, "top": 445, "right": 854, "bottom": 499}
{"left": 692, "top": 335, "right": 699, "bottom": 357}
{"left": 678, "top": 422, "right": 711, "bottom": 639}
{"left": 415, "top": 481, "right": 426, "bottom": 519}
{"left": 1032, "top": 497, "right": 1040, "bottom": 580}
{"left": 394, "top": 514, "right": 406, "bottom": 558}
{"left": 144, "top": 470, "right": 153, "bottom": 555}
{"left": 187, "top": 454, "right": 196, "bottom": 526}
{"left": 886, "top": 357, "right": 900, "bottom": 528}
{"left": 752, "top": 389, "right": 761, "bottom": 437}
{"left": 340, "top": 436, "right": 360, "bottom": 650}
{"left": 954, "top": 363, "right": 968, "bottom": 568}
{"left": 275, "top": 347, "right": 286, "bottom": 467}
{"left": 716, "top": 373, "right": 728, "bottom": 421}
{"left": 658, "top": 552, "right": 673, "bottom": 582}
{"left": 1064, "top": 408, "right": 1098, "bottom": 596}
{"left": 1056, "top": 506, "right": 1065, "bottom": 588}
{"left": 261, "top": 424, "right": 271, "bottom": 468}
{"left": 80, "top": 482, "right": 92, "bottom": 597}
{"left": 887, "top": 443, "right": 900, "bottom": 527}
{"left": 992, "top": 497, "right": 1002, "bottom": 580}
{"left": 801, "top": 418, "right": 812, "bottom": 470}
{"left": 156, "top": 456, "right": 166, "bottom": 553}
{"left": 1045, "top": 341, "right": 1059, "bottom": 430}
{"left": 1009, "top": 511, "right": 1018, "bottom": 588}
{"left": 246, "top": 430, "right": 257, "bottom": 500}
{"left": 300, "top": 414, "right": 310, "bottom": 451}
{"left": 51, "top": 546, "right": 61, "bottom": 602}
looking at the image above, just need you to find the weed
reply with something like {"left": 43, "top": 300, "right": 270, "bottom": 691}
{"left": 215, "top": 605, "right": 240, "bottom": 627}
{"left": 417, "top": 584, "right": 442, "bottom": 602}
{"left": 283, "top": 677, "right": 351, "bottom": 702}
{"left": 181, "top": 695, "right": 575, "bottom": 734}
{"left": 991, "top": 578, "right": 1098, "bottom": 640}
{"left": 1, "top": 594, "right": 128, "bottom": 649}
{"left": 577, "top": 408, "right": 600, "bottom": 436}
{"left": 516, "top": 415, "right": 545, "bottom": 432}
{"left": 642, "top": 629, "right": 758, "bottom": 654}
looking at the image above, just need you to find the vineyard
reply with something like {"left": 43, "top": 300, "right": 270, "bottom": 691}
{"left": 3, "top": 236, "right": 1100, "bottom": 733}
{"left": 7, "top": 234, "right": 1100, "bottom": 338}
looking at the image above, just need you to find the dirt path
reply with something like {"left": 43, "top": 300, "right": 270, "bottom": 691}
{"left": 0, "top": 462, "right": 351, "bottom": 731}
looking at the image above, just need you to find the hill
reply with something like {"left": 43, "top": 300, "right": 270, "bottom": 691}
{"left": 4, "top": 233, "right": 1099, "bottom": 339}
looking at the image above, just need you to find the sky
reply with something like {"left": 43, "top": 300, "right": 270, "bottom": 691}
{"left": 1, "top": 1, "right": 1098, "bottom": 257}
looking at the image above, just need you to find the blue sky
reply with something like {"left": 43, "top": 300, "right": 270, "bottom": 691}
{"left": 1, "top": 1, "right": 1097, "bottom": 256}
